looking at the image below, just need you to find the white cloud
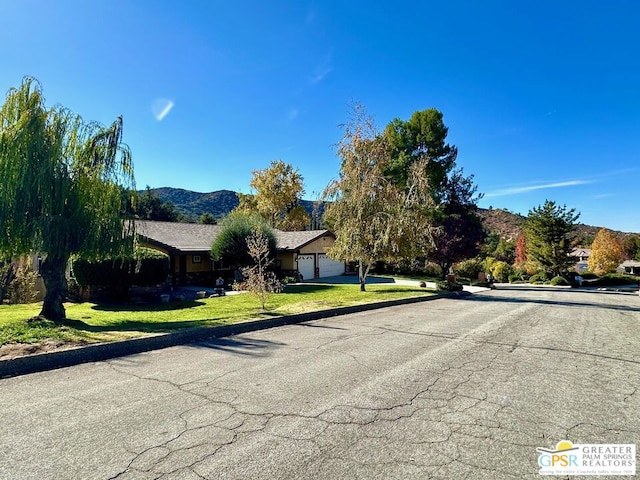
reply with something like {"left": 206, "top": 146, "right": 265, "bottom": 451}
{"left": 151, "top": 98, "right": 174, "bottom": 121}
{"left": 484, "top": 180, "right": 590, "bottom": 198}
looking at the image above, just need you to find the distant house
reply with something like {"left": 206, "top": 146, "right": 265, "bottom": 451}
{"left": 135, "top": 220, "right": 344, "bottom": 285}
{"left": 618, "top": 260, "right": 640, "bottom": 276}
{"left": 570, "top": 248, "right": 591, "bottom": 272}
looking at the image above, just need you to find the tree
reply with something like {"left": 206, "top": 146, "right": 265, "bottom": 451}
{"left": 236, "top": 229, "right": 283, "bottom": 310}
{"left": 525, "top": 200, "right": 580, "bottom": 277}
{"left": 198, "top": 212, "right": 216, "bottom": 224}
{"left": 323, "top": 105, "right": 435, "bottom": 291}
{"left": 236, "top": 160, "right": 310, "bottom": 230}
{"left": 211, "top": 211, "right": 277, "bottom": 268}
{"left": 135, "top": 186, "right": 183, "bottom": 222}
{"left": 514, "top": 233, "right": 527, "bottom": 267}
{"left": 427, "top": 170, "right": 485, "bottom": 277}
{"left": 383, "top": 108, "right": 458, "bottom": 197}
{"left": 588, "top": 228, "right": 623, "bottom": 275}
{"left": 0, "top": 78, "right": 135, "bottom": 321}
{"left": 382, "top": 110, "right": 484, "bottom": 277}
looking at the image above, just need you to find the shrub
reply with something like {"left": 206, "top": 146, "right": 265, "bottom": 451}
{"left": 453, "top": 258, "right": 484, "bottom": 280}
{"left": 72, "top": 247, "right": 169, "bottom": 299}
{"left": 436, "top": 279, "right": 463, "bottom": 292}
{"left": 586, "top": 273, "right": 639, "bottom": 287}
{"left": 423, "top": 262, "right": 443, "bottom": 279}
{"left": 528, "top": 272, "right": 547, "bottom": 284}
{"left": 549, "top": 275, "right": 570, "bottom": 286}
{"left": 491, "top": 261, "right": 512, "bottom": 283}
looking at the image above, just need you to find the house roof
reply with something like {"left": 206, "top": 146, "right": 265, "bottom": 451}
{"left": 570, "top": 248, "right": 591, "bottom": 258}
{"left": 620, "top": 260, "right": 640, "bottom": 267}
{"left": 136, "top": 220, "right": 222, "bottom": 253}
{"left": 274, "top": 229, "right": 334, "bottom": 251}
{"left": 135, "top": 220, "right": 333, "bottom": 254}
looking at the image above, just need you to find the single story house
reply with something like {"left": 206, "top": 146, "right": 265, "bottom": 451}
{"left": 618, "top": 260, "right": 640, "bottom": 276}
{"left": 570, "top": 248, "right": 591, "bottom": 272}
{"left": 135, "top": 220, "right": 344, "bottom": 285}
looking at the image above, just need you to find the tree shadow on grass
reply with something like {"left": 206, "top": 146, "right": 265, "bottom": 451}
{"left": 281, "top": 284, "right": 334, "bottom": 294}
{"left": 61, "top": 317, "right": 221, "bottom": 334}
{"left": 90, "top": 300, "right": 205, "bottom": 313}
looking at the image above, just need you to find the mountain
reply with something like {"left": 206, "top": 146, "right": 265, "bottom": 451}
{"left": 149, "top": 188, "right": 239, "bottom": 219}
{"left": 147, "top": 187, "right": 636, "bottom": 242}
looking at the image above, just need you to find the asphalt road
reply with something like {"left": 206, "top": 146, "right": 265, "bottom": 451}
{"left": 1, "top": 287, "right": 639, "bottom": 479}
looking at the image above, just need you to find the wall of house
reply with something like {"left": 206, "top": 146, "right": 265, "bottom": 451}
{"left": 186, "top": 254, "right": 214, "bottom": 273}
{"left": 277, "top": 252, "right": 296, "bottom": 271}
{"left": 299, "top": 235, "right": 335, "bottom": 254}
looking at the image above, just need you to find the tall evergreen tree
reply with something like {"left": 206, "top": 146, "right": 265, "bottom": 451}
{"left": 525, "top": 200, "right": 580, "bottom": 277}
{"left": 0, "top": 78, "right": 135, "bottom": 321}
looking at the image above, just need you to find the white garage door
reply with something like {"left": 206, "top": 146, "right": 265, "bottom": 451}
{"left": 297, "top": 254, "right": 315, "bottom": 281}
{"left": 318, "top": 254, "right": 344, "bottom": 278}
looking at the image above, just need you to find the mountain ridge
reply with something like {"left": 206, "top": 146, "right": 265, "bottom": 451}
{"left": 146, "top": 187, "right": 638, "bottom": 240}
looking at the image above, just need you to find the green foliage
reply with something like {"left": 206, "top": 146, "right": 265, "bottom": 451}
{"left": 323, "top": 104, "right": 436, "bottom": 291}
{"left": 72, "top": 247, "right": 169, "bottom": 294}
{"left": 211, "top": 211, "right": 276, "bottom": 267}
{"left": 490, "top": 261, "right": 512, "bottom": 283}
{"left": 383, "top": 108, "right": 457, "bottom": 193}
{"left": 436, "top": 279, "right": 463, "bottom": 291}
{"left": 453, "top": 258, "right": 484, "bottom": 280}
{"left": 585, "top": 273, "right": 639, "bottom": 287}
{"left": 549, "top": 275, "right": 570, "bottom": 286}
{"left": 525, "top": 200, "right": 580, "bottom": 277}
{"left": 135, "top": 186, "right": 183, "bottom": 222}
{"left": 198, "top": 212, "right": 216, "bottom": 224}
{"left": 528, "top": 272, "right": 548, "bottom": 284}
{"left": 0, "top": 77, "right": 135, "bottom": 320}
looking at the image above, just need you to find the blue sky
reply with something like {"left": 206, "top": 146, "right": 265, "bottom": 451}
{"left": 1, "top": 1, "right": 639, "bottom": 232}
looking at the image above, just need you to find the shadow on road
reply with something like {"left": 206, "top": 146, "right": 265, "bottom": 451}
{"left": 191, "top": 336, "right": 286, "bottom": 357}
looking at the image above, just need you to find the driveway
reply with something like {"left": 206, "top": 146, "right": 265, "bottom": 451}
{"left": 1, "top": 288, "right": 638, "bottom": 479}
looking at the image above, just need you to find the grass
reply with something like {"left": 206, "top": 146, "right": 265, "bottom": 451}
{"left": 0, "top": 284, "right": 435, "bottom": 347}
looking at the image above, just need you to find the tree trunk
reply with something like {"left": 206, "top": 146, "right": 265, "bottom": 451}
{"left": 358, "top": 261, "right": 369, "bottom": 292}
{"left": 39, "top": 254, "right": 69, "bottom": 322}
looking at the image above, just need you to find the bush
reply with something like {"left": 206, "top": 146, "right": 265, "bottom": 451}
{"left": 72, "top": 247, "right": 169, "bottom": 299}
{"left": 549, "top": 275, "right": 570, "bottom": 286}
{"left": 436, "top": 279, "right": 463, "bottom": 292}
{"left": 423, "top": 262, "right": 443, "bottom": 279}
{"left": 490, "top": 261, "right": 512, "bottom": 283}
{"left": 586, "top": 273, "right": 639, "bottom": 287}
{"left": 528, "top": 272, "right": 547, "bottom": 284}
{"left": 453, "top": 258, "right": 484, "bottom": 280}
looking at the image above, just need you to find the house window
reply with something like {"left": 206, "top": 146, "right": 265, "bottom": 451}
{"left": 192, "top": 255, "right": 201, "bottom": 263}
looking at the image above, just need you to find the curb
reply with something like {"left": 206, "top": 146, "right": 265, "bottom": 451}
{"left": 0, "top": 291, "right": 471, "bottom": 379}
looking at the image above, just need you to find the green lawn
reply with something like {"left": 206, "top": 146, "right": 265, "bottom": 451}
{"left": 0, "top": 284, "right": 435, "bottom": 347}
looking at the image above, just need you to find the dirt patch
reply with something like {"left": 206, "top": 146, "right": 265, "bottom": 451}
{"left": 0, "top": 340, "right": 86, "bottom": 361}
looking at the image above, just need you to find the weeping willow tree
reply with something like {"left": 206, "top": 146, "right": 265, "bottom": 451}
{"left": 0, "top": 77, "right": 135, "bottom": 321}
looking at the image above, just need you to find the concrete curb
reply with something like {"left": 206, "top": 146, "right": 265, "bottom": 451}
{"left": 0, "top": 291, "right": 472, "bottom": 379}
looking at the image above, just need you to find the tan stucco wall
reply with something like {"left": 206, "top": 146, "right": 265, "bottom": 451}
{"left": 187, "top": 254, "right": 213, "bottom": 273}
{"left": 298, "top": 235, "right": 335, "bottom": 254}
{"left": 277, "top": 252, "right": 296, "bottom": 270}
